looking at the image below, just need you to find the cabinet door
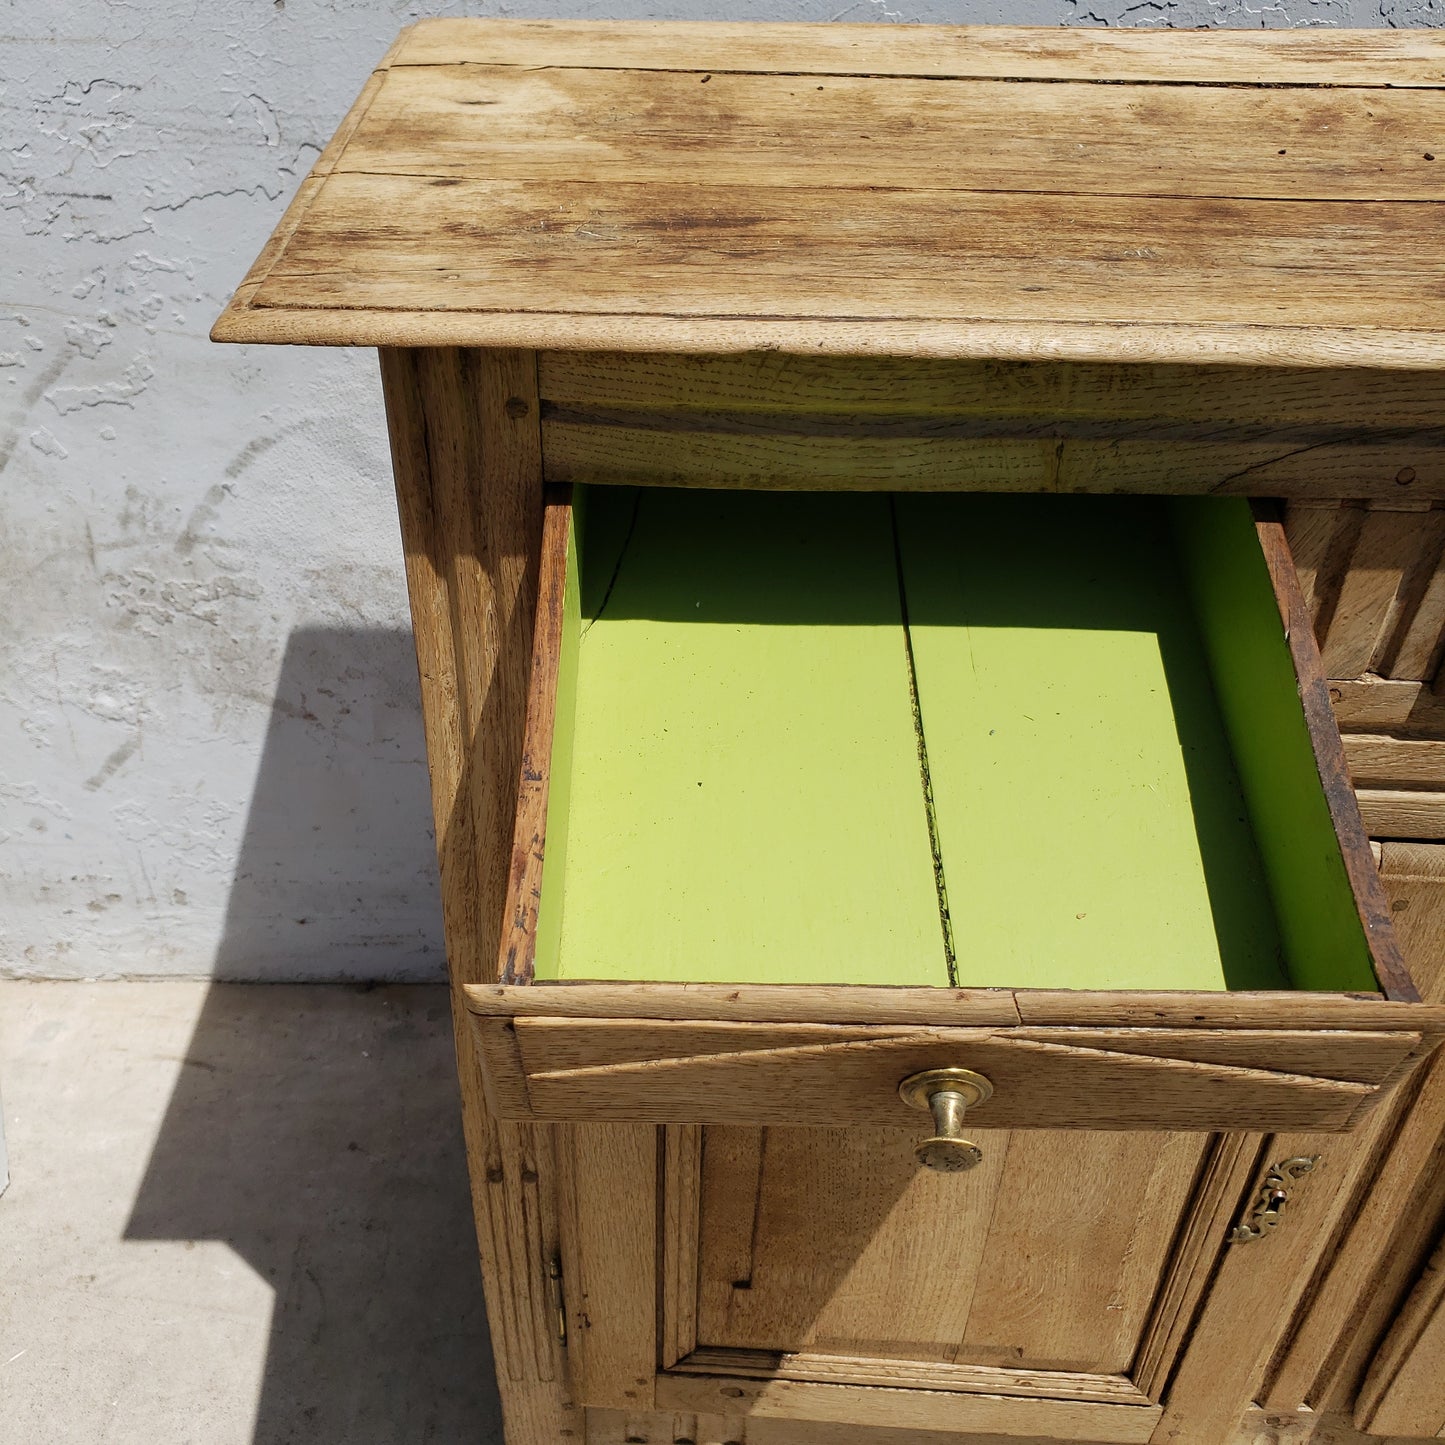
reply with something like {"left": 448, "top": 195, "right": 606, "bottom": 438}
{"left": 1356, "top": 1235, "right": 1445, "bottom": 1438}
{"left": 560, "top": 1122, "right": 1332, "bottom": 1443}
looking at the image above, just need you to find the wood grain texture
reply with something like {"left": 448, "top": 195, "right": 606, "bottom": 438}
{"left": 739, "top": 1422, "right": 1151, "bottom": 1445}
{"left": 584, "top": 1408, "right": 746, "bottom": 1445}
{"left": 1389, "top": 514, "right": 1445, "bottom": 680}
{"left": 510, "top": 1018, "right": 1420, "bottom": 1087}
{"left": 954, "top": 1129, "right": 1206, "bottom": 1377}
{"left": 1253, "top": 511, "right": 1418, "bottom": 1003}
{"left": 497, "top": 488, "right": 570, "bottom": 986}
{"left": 468, "top": 981, "right": 1445, "bottom": 1033}
{"left": 539, "top": 357, "right": 1445, "bottom": 497}
{"left": 540, "top": 352, "right": 1445, "bottom": 429}
{"left": 671, "top": 1348, "right": 1151, "bottom": 1405}
{"left": 1007, "top": 1028, "right": 1420, "bottom": 1085}
{"left": 1262, "top": 1054, "right": 1445, "bottom": 1414}
{"left": 1355, "top": 1233, "right": 1445, "bottom": 1437}
{"left": 1317, "top": 511, "right": 1429, "bottom": 679}
{"left": 1153, "top": 1118, "right": 1398, "bottom": 1443}
{"left": 1379, "top": 844, "right": 1445, "bottom": 1003}
{"left": 1132, "top": 1133, "right": 1266, "bottom": 1403}
{"left": 511, "top": 1025, "right": 1383, "bottom": 1132}
{"left": 1286, "top": 503, "right": 1351, "bottom": 621}
{"left": 1358, "top": 790, "right": 1445, "bottom": 839}
{"left": 543, "top": 422, "right": 1445, "bottom": 500}
{"left": 1286, "top": 501, "right": 1445, "bottom": 681}
{"left": 678, "top": 1124, "right": 1198, "bottom": 1398}
{"left": 390, "top": 19, "right": 1445, "bottom": 87}
{"left": 471, "top": 1015, "right": 534, "bottom": 1120}
{"left": 654, "top": 1372, "right": 1162, "bottom": 1440}
{"left": 1256, "top": 848, "right": 1445, "bottom": 1417}
{"left": 1331, "top": 679, "right": 1445, "bottom": 735}
{"left": 1345, "top": 738, "right": 1445, "bottom": 790}
{"left": 1277, "top": 1411, "right": 1442, "bottom": 1445}
{"left": 1012, "top": 990, "right": 1445, "bottom": 1031}
{"left": 565, "top": 1124, "right": 659, "bottom": 1412}
{"left": 662, "top": 1126, "right": 702, "bottom": 1371}
{"left": 216, "top": 306, "right": 1445, "bottom": 369}
{"left": 285, "top": 37, "right": 1445, "bottom": 1443}
{"left": 379, "top": 346, "right": 577, "bottom": 1444}
{"left": 346, "top": 64, "right": 1445, "bottom": 203}
{"left": 693, "top": 1124, "right": 1002, "bottom": 1367}
{"left": 467, "top": 982, "right": 1020, "bottom": 1026}
{"left": 253, "top": 177, "right": 1445, "bottom": 330}
{"left": 214, "top": 21, "right": 1445, "bottom": 367}
{"left": 1225, "top": 852, "right": 1445, "bottom": 1418}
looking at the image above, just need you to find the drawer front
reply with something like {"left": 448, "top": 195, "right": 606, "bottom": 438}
{"left": 472, "top": 1014, "right": 1429, "bottom": 1132}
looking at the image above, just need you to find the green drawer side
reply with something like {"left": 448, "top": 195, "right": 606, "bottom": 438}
{"left": 1171, "top": 497, "right": 1376, "bottom": 994}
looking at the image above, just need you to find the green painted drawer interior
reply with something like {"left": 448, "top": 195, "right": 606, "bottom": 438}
{"left": 531, "top": 488, "right": 1376, "bottom": 995}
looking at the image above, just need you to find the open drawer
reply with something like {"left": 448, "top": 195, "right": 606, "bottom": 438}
{"left": 467, "top": 488, "right": 1443, "bottom": 1137}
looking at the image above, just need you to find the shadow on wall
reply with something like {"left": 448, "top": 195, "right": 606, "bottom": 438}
{"left": 124, "top": 627, "right": 503, "bottom": 1443}
{"left": 211, "top": 627, "right": 446, "bottom": 983}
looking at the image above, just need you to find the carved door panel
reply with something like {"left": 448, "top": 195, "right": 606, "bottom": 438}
{"left": 560, "top": 1121, "right": 1336, "bottom": 1443}
{"left": 678, "top": 1124, "right": 1208, "bottom": 1384}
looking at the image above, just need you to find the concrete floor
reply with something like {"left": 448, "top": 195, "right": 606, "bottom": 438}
{"left": 0, "top": 981, "right": 504, "bottom": 1445}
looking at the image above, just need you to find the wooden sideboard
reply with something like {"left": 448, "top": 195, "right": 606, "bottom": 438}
{"left": 216, "top": 21, "right": 1445, "bottom": 1445}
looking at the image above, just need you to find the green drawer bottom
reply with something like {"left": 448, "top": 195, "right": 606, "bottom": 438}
{"left": 532, "top": 488, "right": 1375, "bottom": 995}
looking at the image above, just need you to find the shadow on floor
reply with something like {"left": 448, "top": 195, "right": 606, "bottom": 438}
{"left": 125, "top": 628, "right": 502, "bottom": 1444}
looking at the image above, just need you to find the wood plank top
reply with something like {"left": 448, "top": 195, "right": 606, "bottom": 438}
{"left": 213, "top": 20, "right": 1445, "bottom": 368}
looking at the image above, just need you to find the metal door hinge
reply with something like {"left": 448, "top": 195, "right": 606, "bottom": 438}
{"left": 1230, "top": 1156, "right": 1320, "bottom": 1243}
{"left": 548, "top": 1253, "right": 567, "bottom": 1347}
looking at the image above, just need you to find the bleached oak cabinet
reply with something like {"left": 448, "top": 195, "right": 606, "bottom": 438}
{"left": 216, "top": 21, "right": 1445, "bottom": 1445}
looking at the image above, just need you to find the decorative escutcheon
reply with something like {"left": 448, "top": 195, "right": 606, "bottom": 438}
{"left": 1229, "top": 1156, "right": 1320, "bottom": 1243}
{"left": 898, "top": 1068, "right": 994, "bottom": 1172}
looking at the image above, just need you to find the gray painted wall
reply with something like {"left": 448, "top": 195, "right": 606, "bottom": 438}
{"left": 2, "top": 0, "right": 1438, "bottom": 981}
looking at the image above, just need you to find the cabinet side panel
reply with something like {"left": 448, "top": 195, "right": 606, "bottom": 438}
{"left": 380, "top": 347, "right": 576, "bottom": 1443}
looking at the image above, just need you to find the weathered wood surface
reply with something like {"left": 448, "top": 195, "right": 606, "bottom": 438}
{"left": 562, "top": 1123, "right": 658, "bottom": 1412}
{"left": 538, "top": 354, "right": 1445, "bottom": 499}
{"left": 1356, "top": 1234, "right": 1445, "bottom": 1438}
{"left": 512, "top": 1019, "right": 1421, "bottom": 1085}
{"left": 472, "top": 1013, "right": 1422, "bottom": 1133}
{"left": 670, "top": 1349, "right": 1152, "bottom": 1405}
{"left": 380, "top": 348, "right": 579, "bottom": 1444}
{"left": 1378, "top": 845, "right": 1445, "bottom": 1004}
{"left": 350, "top": 65, "right": 1445, "bottom": 202}
{"left": 214, "top": 21, "right": 1445, "bottom": 368}
{"left": 465, "top": 981, "right": 1445, "bottom": 1032}
{"left": 1289, "top": 502, "right": 1445, "bottom": 683}
{"left": 497, "top": 488, "right": 570, "bottom": 986}
{"left": 686, "top": 1124, "right": 1203, "bottom": 1380}
{"left": 1154, "top": 1114, "right": 1404, "bottom": 1443}
{"left": 1256, "top": 511, "right": 1417, "bottom": 1001}
{"left": 392, "top": 19, "right": 1445, "bottom": 86}
{"left": 1262, "top": 1054, "right": 1445, "bottom": 1417}
{"left": 653, "top": 1372, "right": 1162, "bottom": 1441}
{"left": 254, "top": 181, "right": 1445, "bottom": 328}
{"left": 1334, "top": 681, "right": 1445, "bottom": 736}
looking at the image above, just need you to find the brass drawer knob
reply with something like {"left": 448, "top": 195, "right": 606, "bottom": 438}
{"left": 898, "top": 1068, "right": 993, "bottom": 1172}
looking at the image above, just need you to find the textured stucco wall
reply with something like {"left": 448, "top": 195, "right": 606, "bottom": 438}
{"left": 2, "top": 0, "right": 1439, "bottom": 981}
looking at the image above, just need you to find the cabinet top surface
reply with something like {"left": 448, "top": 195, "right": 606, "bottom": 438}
{"left": 213, "top": 19, "right": 1445, "bottom": 369}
